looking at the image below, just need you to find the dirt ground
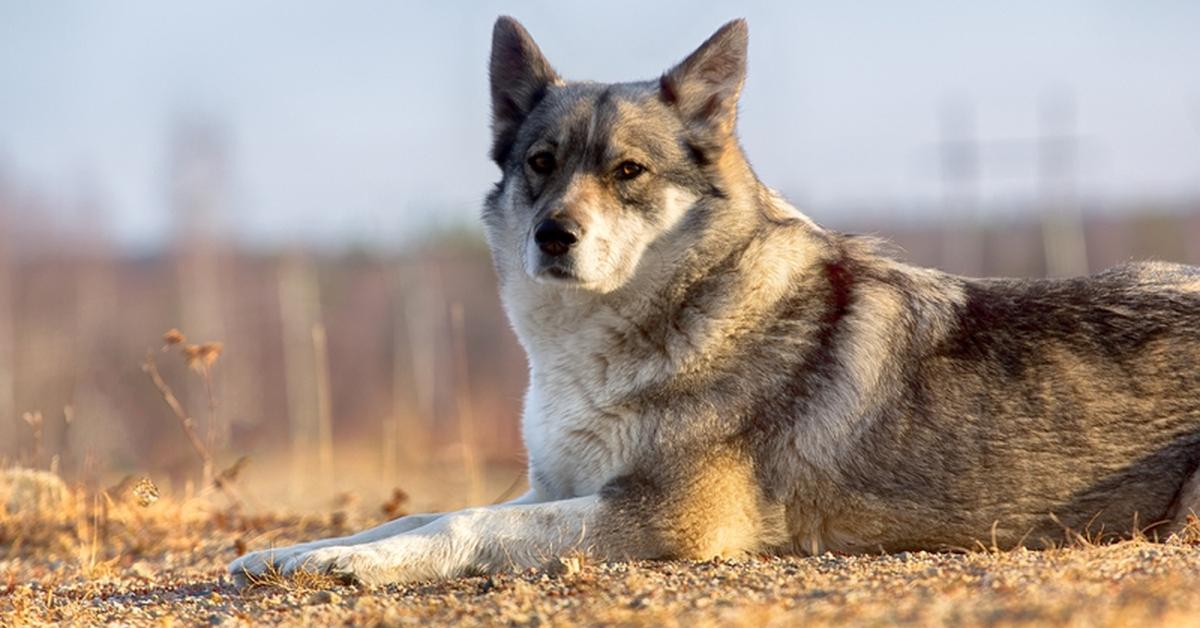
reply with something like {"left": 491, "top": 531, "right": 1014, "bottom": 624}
{"left": 3, "top": 471, "right": 1200, "bottom": 626}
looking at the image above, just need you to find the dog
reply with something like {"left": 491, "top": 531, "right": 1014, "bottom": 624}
{"left": 230, "top": 17, "right": 1200, "bottom": 586}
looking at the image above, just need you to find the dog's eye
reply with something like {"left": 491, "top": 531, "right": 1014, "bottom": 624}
{"left": 527, "top": 152, "right": 556, "bottom": 175}
{"left": 615, "top": 161, "right": 645, "bottom": 181}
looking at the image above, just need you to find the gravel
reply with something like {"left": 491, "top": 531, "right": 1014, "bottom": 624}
{"left": 4, "top": 509, "right": 1200, "bottom": 626}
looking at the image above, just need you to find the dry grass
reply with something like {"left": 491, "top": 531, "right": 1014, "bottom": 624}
{"left": 3, "top": 329, "right": 1200, "bottom": 625}
{"left": 4, "top": 315, "right": 1200, "bottom": 626}
{"left": 3, "top": 467, "right": 1200, "bottom": 627}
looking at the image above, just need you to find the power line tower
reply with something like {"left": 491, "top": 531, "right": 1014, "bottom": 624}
{"left": 938, "top": 99, "right": 984, "bottom": 276}
{"left": 927, "top": 92, "right": 1090, "bottom": 278}
{"left": 1189, "top": 101, "right": 1200, "bottom": 264}
{"left": 1037, "top": 92, "right": 1089, "bottom": 277}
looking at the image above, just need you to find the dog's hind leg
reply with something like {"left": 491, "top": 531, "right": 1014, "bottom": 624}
{"left": 1165, "top": 465, "right": 1200, "bottom": 538}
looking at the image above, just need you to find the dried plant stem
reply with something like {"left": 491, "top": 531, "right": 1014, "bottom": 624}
{"left": 384, "top": 272, "right": 407, "bottom": 490}
{"left": 381, "top": 418, "right": 398, "bottom": 495}
{"left": 199, "top": 365, "right": 218, "bottom": 461}
{"left": 142, "top": 351, "right": 213, "bottom": 487}
{"left": 406, "top": 262, "right": 439, "bottom": 462}
{"left": 0, "top": 250, "right": 13, "bottom": 459}
{"left": 492, "top": 471, "right": 527, "bottom": 505}
{"left": 450, "top": 302, "right": 483, "bottom": 505}
{"left": 312, "top": 323, "right": 334, "bottom": 490}
{"left": 278, "top": 254, "right": 321, "bottom": 501}
{"left": 60, "top": 405, "right": 75, "bottom": 476}
{"left": 22, "top": 411, "right": 44, "bottom": 469}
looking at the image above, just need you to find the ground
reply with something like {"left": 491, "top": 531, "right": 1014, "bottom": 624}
{"left": 4, "top": 476, "right": 1200, "bottom": 628}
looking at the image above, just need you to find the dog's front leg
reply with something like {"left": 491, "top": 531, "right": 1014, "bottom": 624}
{"left": 230, "top": 490, "right": 543, "bottom": 582}
{"left": 280, "top": 449, "right": 772, "bottom": 585}
{"left": 281, "top": 495, "right": 604, "bottom": 585}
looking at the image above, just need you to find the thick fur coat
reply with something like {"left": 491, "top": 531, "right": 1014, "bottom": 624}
{"left": 230, "top": 17, "right": 1200, "bottom": 585}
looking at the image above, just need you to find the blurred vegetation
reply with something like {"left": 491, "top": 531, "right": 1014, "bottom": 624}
{"left": 1, "top": 170, "right": 1198, "bottom": 509}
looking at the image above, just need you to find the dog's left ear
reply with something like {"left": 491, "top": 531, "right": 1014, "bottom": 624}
{"left": 660, "top": 19, "right": 748, "bottom": 139}
{"left": 490, "top": 16, "right": 560, "bottom": 165}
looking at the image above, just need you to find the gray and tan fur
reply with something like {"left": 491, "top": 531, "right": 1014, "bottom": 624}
{"left": 230, "top": 17, "right": 1200, "bottom": 585}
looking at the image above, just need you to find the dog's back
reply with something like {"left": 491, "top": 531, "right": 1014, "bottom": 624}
{"left": 819, "top": 259, "right": 1200, "bottom": 551}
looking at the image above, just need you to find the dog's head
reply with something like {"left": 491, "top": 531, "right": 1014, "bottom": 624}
{"left": 483, "top": 17, "right": 750, "bottom": 293}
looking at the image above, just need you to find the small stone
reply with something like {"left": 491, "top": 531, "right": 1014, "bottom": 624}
{"left": 307, "top": 590, "right": 341, "bottom": 605}
{"left": 129, "top": 561, "right": 156, "bottom": 580}
{"left": 542, "top": 555, "right": 583, "bottom": 577}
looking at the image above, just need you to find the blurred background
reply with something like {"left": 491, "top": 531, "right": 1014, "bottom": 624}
{"left": 0, "top": 1, "right": 1197, "bottom": 511}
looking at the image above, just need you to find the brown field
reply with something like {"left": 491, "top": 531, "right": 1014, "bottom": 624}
{"left": 3, "top": 467, "right": 1200, "bottom": 627}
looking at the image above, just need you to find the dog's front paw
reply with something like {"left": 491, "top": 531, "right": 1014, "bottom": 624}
{"left": 282, "top": 536, "right": 449, "bottom": 586}
{"left": 229, "top": 543, "right": 316, "bottom": 585}
{"left": 285, "top": 546, "right": 382, "bottom": 585}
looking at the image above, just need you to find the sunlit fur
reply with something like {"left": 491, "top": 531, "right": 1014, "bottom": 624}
{"left": 231, "top": 17, "right": 1200, "bottom": 586}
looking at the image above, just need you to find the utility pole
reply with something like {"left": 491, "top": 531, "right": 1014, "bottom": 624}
{"left": 1189, "top": 101, "right": 1200, "bottom": 264}
{"left": 1038, "top": 92, "right": 1089, "bottom": 277}
{"left": 938, "top": 100, "right": 984, "bottom": 277}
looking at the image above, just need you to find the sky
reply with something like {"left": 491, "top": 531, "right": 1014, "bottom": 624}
{"left": 0, "top": 1, "right": 1198, "bottom": 248}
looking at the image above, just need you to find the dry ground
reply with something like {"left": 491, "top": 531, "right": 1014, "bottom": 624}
{"left": 3, "top": 470, "right": 1200, "bottom": 627}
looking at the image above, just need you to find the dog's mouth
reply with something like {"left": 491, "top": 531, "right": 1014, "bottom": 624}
{"left": 526, "top": 239, "right": 590, "bottom": 286}
{"left": 529, "top": 251, "right": 585, "bottom": 284}
{"left": 544, "top": 267, "right": 576, "bottom": 280}
{"left": 535, "top": 264, "right": 585, "bottom": 285}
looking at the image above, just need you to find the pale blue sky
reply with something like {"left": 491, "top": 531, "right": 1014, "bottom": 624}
{"left": 1, "top": 1, "right": 1198, "bottom": 247}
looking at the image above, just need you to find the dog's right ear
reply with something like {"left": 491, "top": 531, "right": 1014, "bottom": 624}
{"left": 660, "top": 20, "right": 748, "bottom": 140}
{"left": 490, "top": 16, "right": 560, "bottom": 166}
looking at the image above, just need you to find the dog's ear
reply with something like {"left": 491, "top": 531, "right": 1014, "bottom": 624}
{"left": 660, "top": 19, "right": 748, "bottom": 139}
{"left": 490, "top": 16, "right": 560, "bottom": 165}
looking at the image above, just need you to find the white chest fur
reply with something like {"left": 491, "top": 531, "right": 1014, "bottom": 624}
{"left": 509, "top": 289, "right": 663, "bottom": 500}
{"left": 521, "top": 376, "right": 643, "bottom": 499}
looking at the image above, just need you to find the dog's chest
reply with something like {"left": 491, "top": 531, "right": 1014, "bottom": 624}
{"left": 521, "top": 368, "right": 647, "bottom": 500}
{"left": 510, "top": 291, "right": 676, "bottom": 499}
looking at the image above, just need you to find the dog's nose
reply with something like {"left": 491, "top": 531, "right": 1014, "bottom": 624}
{"left": 534, "top": 218, "right": 580, "bottom": 256}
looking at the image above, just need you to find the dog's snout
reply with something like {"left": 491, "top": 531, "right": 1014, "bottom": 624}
{"left": 534, "top": 218, "right": 580, "bottom": 256}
